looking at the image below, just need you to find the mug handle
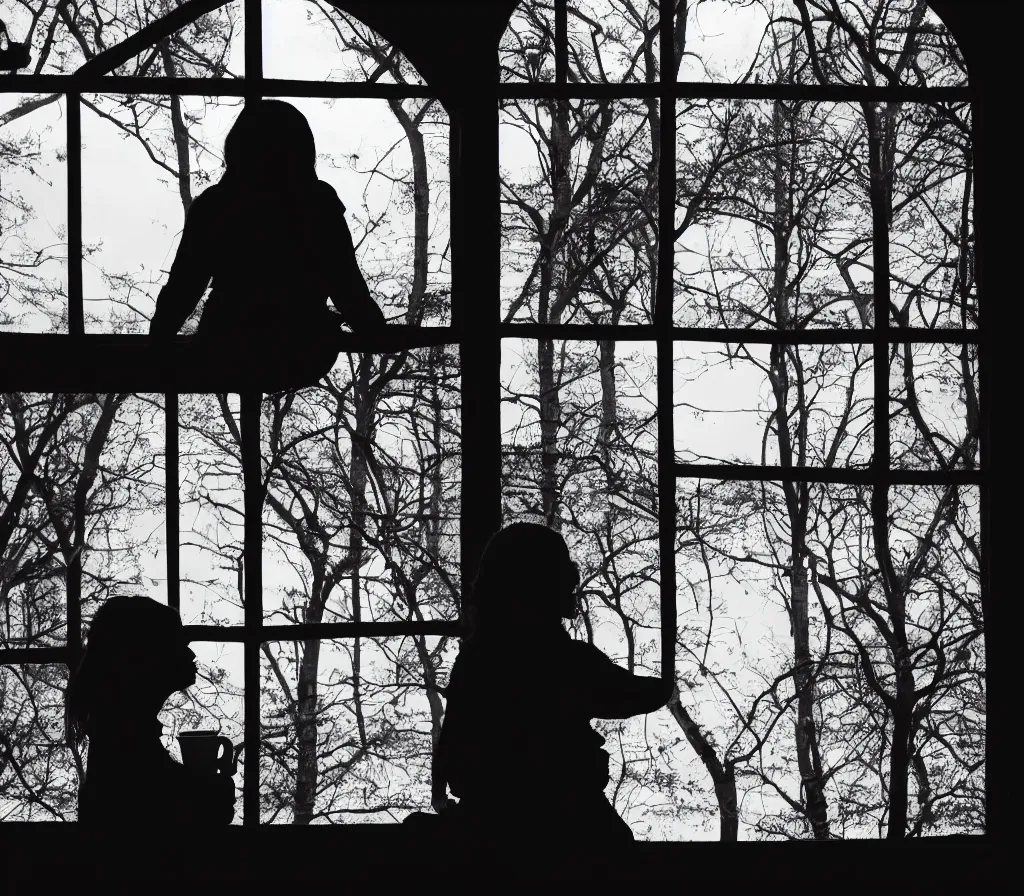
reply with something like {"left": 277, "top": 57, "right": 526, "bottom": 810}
{"left": 214, "top": 736, "right": 236, "bottom": 776}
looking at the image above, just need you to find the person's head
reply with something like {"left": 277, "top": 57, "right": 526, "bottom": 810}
{"left": 67, "top": 596, "right": 196, "bottom": 743}
{"left": 465, "top": 523, "right": 581, "bottom": 641}
{"left": 222, "top": 99, "right": 317, "bottom": 188}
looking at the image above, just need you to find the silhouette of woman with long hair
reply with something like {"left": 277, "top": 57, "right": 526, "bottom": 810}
{"left": 69, "top": 596, "right": 235, "bottom": 827}
{"left": 148, "top": 100, "right": 385, "bottom": 385}
{"left": 431, "top": 523, "right": 673, "bottom": 859}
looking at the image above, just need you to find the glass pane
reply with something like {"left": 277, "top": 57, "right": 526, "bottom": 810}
{"left": 161, "top": 640, "right": 245, "bottom": 825}
{"left": 676, "top": 100, "right": 871, "bottom": 329}
{"left": 263, "top": 0, "right": 424, "bottom": 84}
{"left": 179, "top": 393, "right": 245, "bottom": 628}
{"left": 675, "top": 1, "right": 967, "bottom": 87}
{"left": 0, "top": 94, "right": 68, "bottom": 333}
{"left": 80, "top": 94, "right": 242, "bottom": 334}
{"left": 103, "top": 1, "right": 244, "bottom": 79}
{"left": 664, "top": 478, "right": 984, "bottom": 839}
{"left": 500, "top": 99, "right": 657, "bottom": 325}
{"left": 674, "top": 343, "right": 873, "bottom": 467}
{"left": 261, "top": 348, "right": 462, "bottom": 626}
{"left": 890, "top": 343, "right": 979, "bottom": 471}
{"left": 3, "top": 1, "right": 243, "bottom": 77}
{"left": 1, "top": 394, "right": 165, "bottom": 648}
{"left": 500, "top": 338, "right": 660, "bottom": 674}
{"left": 80, "top": 393, "right": 167, "bottom": 607}
{"left": 499, "top": 0, "right": 556, "bottom": 83}
{"left": 567, "top": 0, "right": 660, "bottom": 83}
{"left": 888, "top": 483, "right": 984, "bottom": 835}
{"left": 260, "top": 635, "right": 454, "bottom": 823}
{"left": 0, "top": 664, "right": 77, "bottom": 821}
{"left": 263, "top": 96, "right": 452, "bottom": 327}
{"left": 888, "top": 103, "right": 975, "bottom": 329}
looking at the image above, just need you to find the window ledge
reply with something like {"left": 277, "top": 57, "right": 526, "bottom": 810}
{"left": 0, "top": 823, "right": 998, "bottom": 884}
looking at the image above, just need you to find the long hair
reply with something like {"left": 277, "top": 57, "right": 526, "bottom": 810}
{"left": 66, "top": 596, "right": 183, "bottom": 746}
{"left": 221, "top": 99, "right": 317, "bottom": 190}
{"left": 463, "top": 523, "right": 577, "bottom": 644}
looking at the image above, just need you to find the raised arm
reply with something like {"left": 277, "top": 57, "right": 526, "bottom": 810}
{"left": 324, "top": 187, "right": 386, "bottom": 333}
{"left": 572, "top": 642, "right": 674, "bottom": 720}
{"left": 149, "top": 191, "right": 215, "bottom": 339}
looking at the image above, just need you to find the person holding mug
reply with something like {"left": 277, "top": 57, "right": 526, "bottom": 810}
{"left": 69, "top": 595, "right": 237, "bottom": 827}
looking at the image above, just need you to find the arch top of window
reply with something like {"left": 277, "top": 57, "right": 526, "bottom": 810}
{"left": 13, "top": 0, "right": 426, "bottom": 86}
{"left": 499, "top": 0, "right": 967, "bottom": 88}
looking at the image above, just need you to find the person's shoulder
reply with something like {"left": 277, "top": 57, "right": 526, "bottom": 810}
{"left": 186, "top": 183, "right": 227, "bottom": 224}
{"left": 315, "top": 179, "right": 346, "bottom": 214}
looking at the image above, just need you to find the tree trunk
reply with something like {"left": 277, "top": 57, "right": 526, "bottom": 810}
{"left": 293, "top": 636, "right": 322, "bottom": 825}
{"left": 537, "top": 98, "right": 572, "bottom": 530}
{"left": 667, "top": 700, "right": 738, "bottom": 840}
{"left": 772, "top": 88, "right": 829, "bottom": 839}
{"left": 160, "top": 40, "right": 193, "bottom": 215}
{"left": 388, "top": 98, "right": 430, "bottom": 324}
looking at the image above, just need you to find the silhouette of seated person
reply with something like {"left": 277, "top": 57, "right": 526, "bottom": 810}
{"left": 69, "top": 595, "right": 236, "bottom": 829}
{"left": 148, "top": 99, "right": 386, "bottom": 389}
{"left": 426, "top": 522, "right": 673, "bottom": 859}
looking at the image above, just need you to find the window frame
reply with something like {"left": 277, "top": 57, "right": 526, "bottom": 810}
{"left": 0, "top": 0, "right": 467, "bottom": 827}
{"left": 496, "top": 0, "right": 986, "bottom": 840}
{"left": 0, "top": 0, "right": 988, "bottom": 839}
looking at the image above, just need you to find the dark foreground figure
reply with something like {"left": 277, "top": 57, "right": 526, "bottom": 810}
{"left": 416, "top": 523, "right": 675, "bottom": 870}
{"left": 69, "top": 596, "right": 236, "bottom": 828}
{"left": 148, "top": 99, "right": 385, "bottom": 390}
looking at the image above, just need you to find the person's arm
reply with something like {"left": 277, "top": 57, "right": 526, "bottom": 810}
{"left": 149, "top": 191, "right": 215, "bottom": 339}
{"left": 432, "top": 661, "right": 465, "bottom": 810}
{"left": 324, "top": 187, "right": 386, "bottom": 333}
{"left": 432, "top": 704, "right": 457, "bottom": 811}
{"left": 573, "top": 642, "right": 674, "bottom": 720}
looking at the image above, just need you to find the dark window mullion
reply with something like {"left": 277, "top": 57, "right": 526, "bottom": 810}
{"left": 241, "top": 392, "right": 263, "bottom": 828}
{"left": 0, "top": 646, "right": 69, "bottom": 665}
{"left": 971, "top": 96, "right": 993, "bottom": 835}
{"left": 555, "top": 0, "right": 568, "bottom": 86}
{"left": 183, "top": 621, "right": 462, "bottom": 643}
{"left": 245, "top": 0, "right": 263, "bottom": 89}
{"left": 491, "top": 82, "right": 973, "bottom": 102}
{"left": 675, "top": 464, "right": 985, "bottom": 486}
{"left": 165, "top": 393, "right": 180, "bottom": 613}
{"left": 67, "top": 94, "right": 83, "bottom": 338}
{"left": 65, "top": 91, "right": 84, "bottom": 680}
{"left": 500, "top": 324, "right": 978, "bottom": 344}
{"left": 242, "top": 0, "right": 263, "bottom": 829}
{"left": 657, "top": 0, "right": 676, "bottom": 683}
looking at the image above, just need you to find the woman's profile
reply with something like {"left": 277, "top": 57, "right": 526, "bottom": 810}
{"left": 69, "top": 595, "right": 236, "bottom": 828}
{"left": 431, "top": 523, "right": 674, "bottom": 858}
{"left": 148, "top": 99, "right": 385, "bottom": 386}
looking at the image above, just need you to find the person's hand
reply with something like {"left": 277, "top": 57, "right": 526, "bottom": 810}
{"left": 432, "top": 795, "right": 457, "bottom": 815}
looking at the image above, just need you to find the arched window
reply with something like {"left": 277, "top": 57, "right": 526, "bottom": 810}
{"left": 499, "top": 0, "right": 980, "bottom": 841}
{"left": 0, "top": 0, "right": 986, "bottom": 848}
{"left": 1, "top": 0, "right": 458, "bottom": 826}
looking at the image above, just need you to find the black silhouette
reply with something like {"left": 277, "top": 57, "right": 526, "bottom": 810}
{"left": 148, "top": 99, "right": 386, "bottom": 389}
{"left": 0, "top": 17, "right": 32, "bottom": 71}
{"left": 424, "top": 522, "right": 674, "bottom": 859}
{"left": 69, "top": 595, "right": 236, "bottom": 827}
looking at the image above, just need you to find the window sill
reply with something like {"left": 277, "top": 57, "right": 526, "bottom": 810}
{"left": 1, "top": 823, "right": 997, "bottom": 884}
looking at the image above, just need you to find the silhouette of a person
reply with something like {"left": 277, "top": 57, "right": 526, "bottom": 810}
{"left": 148, "top": 99, "right": 385, "bottom": 384}
{"left": 69, "top": 595, "right": 236, "bottom": 827}
{"left": 431, "top": 523, "right": 673, "bottom": 857}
